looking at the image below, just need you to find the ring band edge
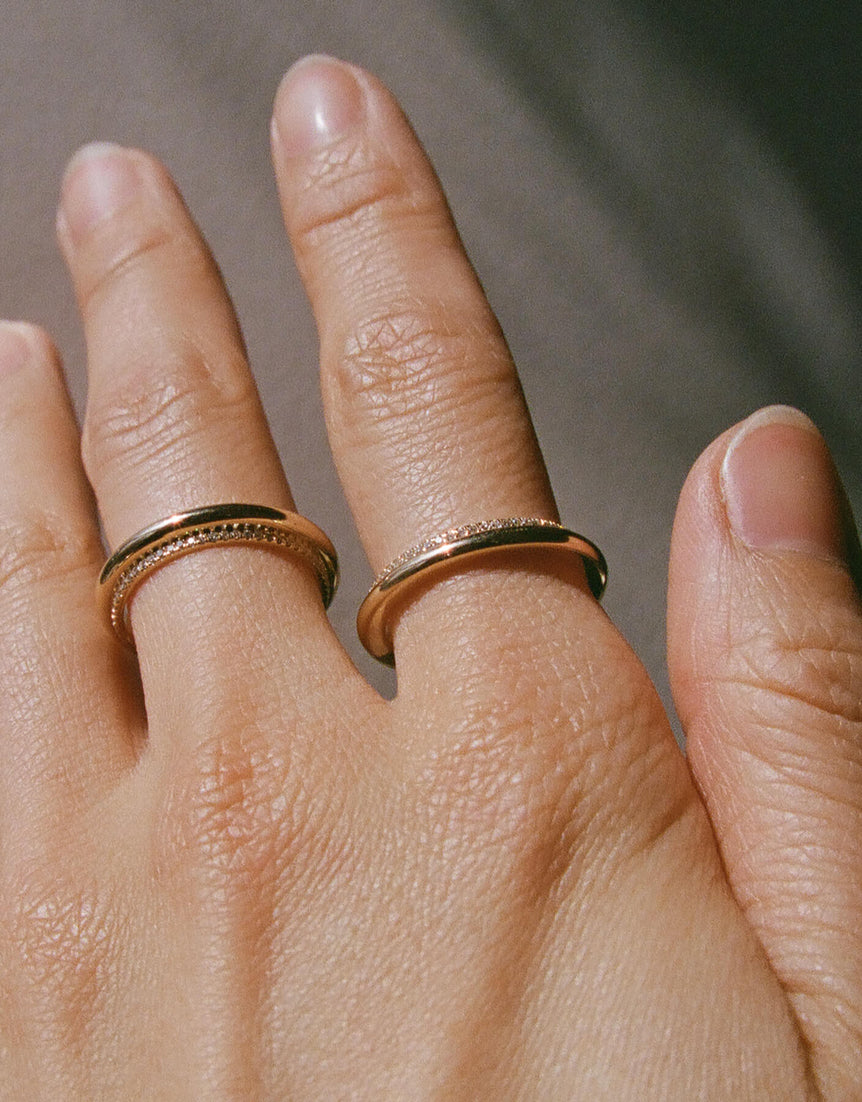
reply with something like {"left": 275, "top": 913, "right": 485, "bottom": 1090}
{"left": 357, "top": 520, "right": 607, "bottom": 664}
{"left": 98, "top": 504, "right": 339, "bottom": 645}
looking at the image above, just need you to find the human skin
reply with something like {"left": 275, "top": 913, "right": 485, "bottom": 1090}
{"left": 0, "top": 55, "right": 859, "bottom": 1099}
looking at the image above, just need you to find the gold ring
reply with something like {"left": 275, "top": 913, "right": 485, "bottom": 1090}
{"left": 357, "top": 517, "right": 607, "bottom": 665}
{"left": 98, "top": 503, "right": 339, "bottom": 643}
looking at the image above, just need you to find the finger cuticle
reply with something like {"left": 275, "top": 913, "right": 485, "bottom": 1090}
{"left": 0, "top": 321, "right": 36, "bottom": 378}
{"left": 272, "top": 55, "right": 365, "bottom": 158}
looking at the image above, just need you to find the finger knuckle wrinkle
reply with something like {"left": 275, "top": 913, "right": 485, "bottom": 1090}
{"left": 335, "top": 309, "right": 507, "bottom": 428}
{"left": 161, "top": 731, "right": 344, "bottom": 894}
{"left": 734, "top": 623, "right": 862, "bottom": 726}
{"left": 293, "top": 145, "right": 409, "bottom": 244}
{"left": 79, "top": 222, "right": 176, "bottom": 315}
{"left": 414, "top": 695, "right": 597, "bottom": 869}
{"left": 83, "top": 346, "right": 253, "bottom": 477}
{"left": 176, "top": 744, "right": 286, "bottom": 882}
{"left": 9, "top": 878, "right": 116, "bottom": 1028}
{"left": 0, "top": 513, "right": 95, "bottom": 598}
{"left": 193, "top": 776, "right": 283, "bottom": 883}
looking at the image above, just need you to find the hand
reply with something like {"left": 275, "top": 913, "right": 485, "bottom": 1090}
{"left": 1, "top": 56, "right": 859, "bottom": 1100}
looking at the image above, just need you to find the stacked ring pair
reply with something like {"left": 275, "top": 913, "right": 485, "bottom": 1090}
{"left": 98, "top": 503, "right": 608, "bottom": 664}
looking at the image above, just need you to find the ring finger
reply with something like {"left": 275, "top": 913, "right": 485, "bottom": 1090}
{"left": 57, "top": 142, "right": 340, "bottom": 724}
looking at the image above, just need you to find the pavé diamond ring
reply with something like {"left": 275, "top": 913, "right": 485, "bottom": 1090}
{"left": 357, "top": 517, "right": 606, "bottom": 665}
{"left": 98, "top": 503, "right": 339, "bottom": 644}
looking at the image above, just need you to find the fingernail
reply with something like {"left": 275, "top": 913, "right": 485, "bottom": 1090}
{"left": 0, "top": 321, "right": 34, "bottom": 378}
{"left": 722, "top": 406, "right": 858, "bottom": 567}
{"left": 59, "top": 142, "right": 142, "bottom": 245}
{"left": 272, "top": 55, "right": 364, "bottom": 157}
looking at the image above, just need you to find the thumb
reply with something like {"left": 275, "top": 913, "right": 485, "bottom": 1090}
{"left": 668, "top": 405, "right": 862, "bottom": 1098}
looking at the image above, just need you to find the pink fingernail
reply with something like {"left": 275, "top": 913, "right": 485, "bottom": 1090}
{"left": 272, "top": 55, "right": 365, "bottom": 157}
{"left": 59, "top": 142, "right": 142, "bottom": 245}
{"left": 721, "top": 406, "right": 855, "bottom": 565}
{"left": 0, "top": 321, "right": 33, "bottom": 377}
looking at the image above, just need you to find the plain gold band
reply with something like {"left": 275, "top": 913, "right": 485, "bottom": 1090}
{"left": 98, "top": 503, "right": 339, "bottom": 644}
{"left": 356, "top": 517, "right": 607, "bottom": 665}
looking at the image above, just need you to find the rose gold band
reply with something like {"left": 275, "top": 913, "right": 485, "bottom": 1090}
{"left": 98, "top": 503, "right": 339, "bottom": 644}
{"left": 356, "top": 517, "right": 607, "bottom": 665}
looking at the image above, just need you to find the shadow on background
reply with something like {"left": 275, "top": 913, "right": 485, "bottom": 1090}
{"left": 638, "top": 0, "right": 860, "bottom": 283}
{"left": 438, "top": 0, "right": 861, "bottom": 474}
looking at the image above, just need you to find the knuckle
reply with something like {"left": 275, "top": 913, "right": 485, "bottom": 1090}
{"left": 406, "top": 693, "right": 576, "bottom": 849}
{"left": 178, "top": 736, "right": 288, "bottom": 883}
{"left": 82, "top": 343, "right": 254, "bottom": 481}
{"left": 156, "top": 717, "right": 352, "bottom": 898}
{"left": 4, "top": 869, "right": 118, "bottom": 1029}
{"left": 728, "top": 596, "right": 862, "bottom": 728}
{"left": 0, "top": 511, "right": 96, "bottom": 603}
{"left": 412, "top": 713, "right": 582, "bottom": 905}
{"left": 408, "top": 637, "right": 691, "bottom": 893}
{"left": 331, "top": 308, "right": 510, "bottom": 436}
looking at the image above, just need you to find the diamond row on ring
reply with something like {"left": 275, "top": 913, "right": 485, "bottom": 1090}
{"left": 374, "top": 516, "right": 562, "bottom": 585}
{"left": 109, "top": 522, "right": 315, "bottom": 632}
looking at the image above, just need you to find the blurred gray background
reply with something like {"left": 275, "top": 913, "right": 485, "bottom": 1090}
{"left": 2, "top": 0, "right": 859, "bottom": 714}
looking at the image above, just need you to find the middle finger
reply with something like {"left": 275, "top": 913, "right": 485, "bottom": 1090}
{"left": 272, "top": 59, "right": 605, "bottom": 682}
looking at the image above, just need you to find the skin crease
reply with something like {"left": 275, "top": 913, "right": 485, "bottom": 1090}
{"left": 0, "top": 56, "right": 859, "bottom": 1100}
